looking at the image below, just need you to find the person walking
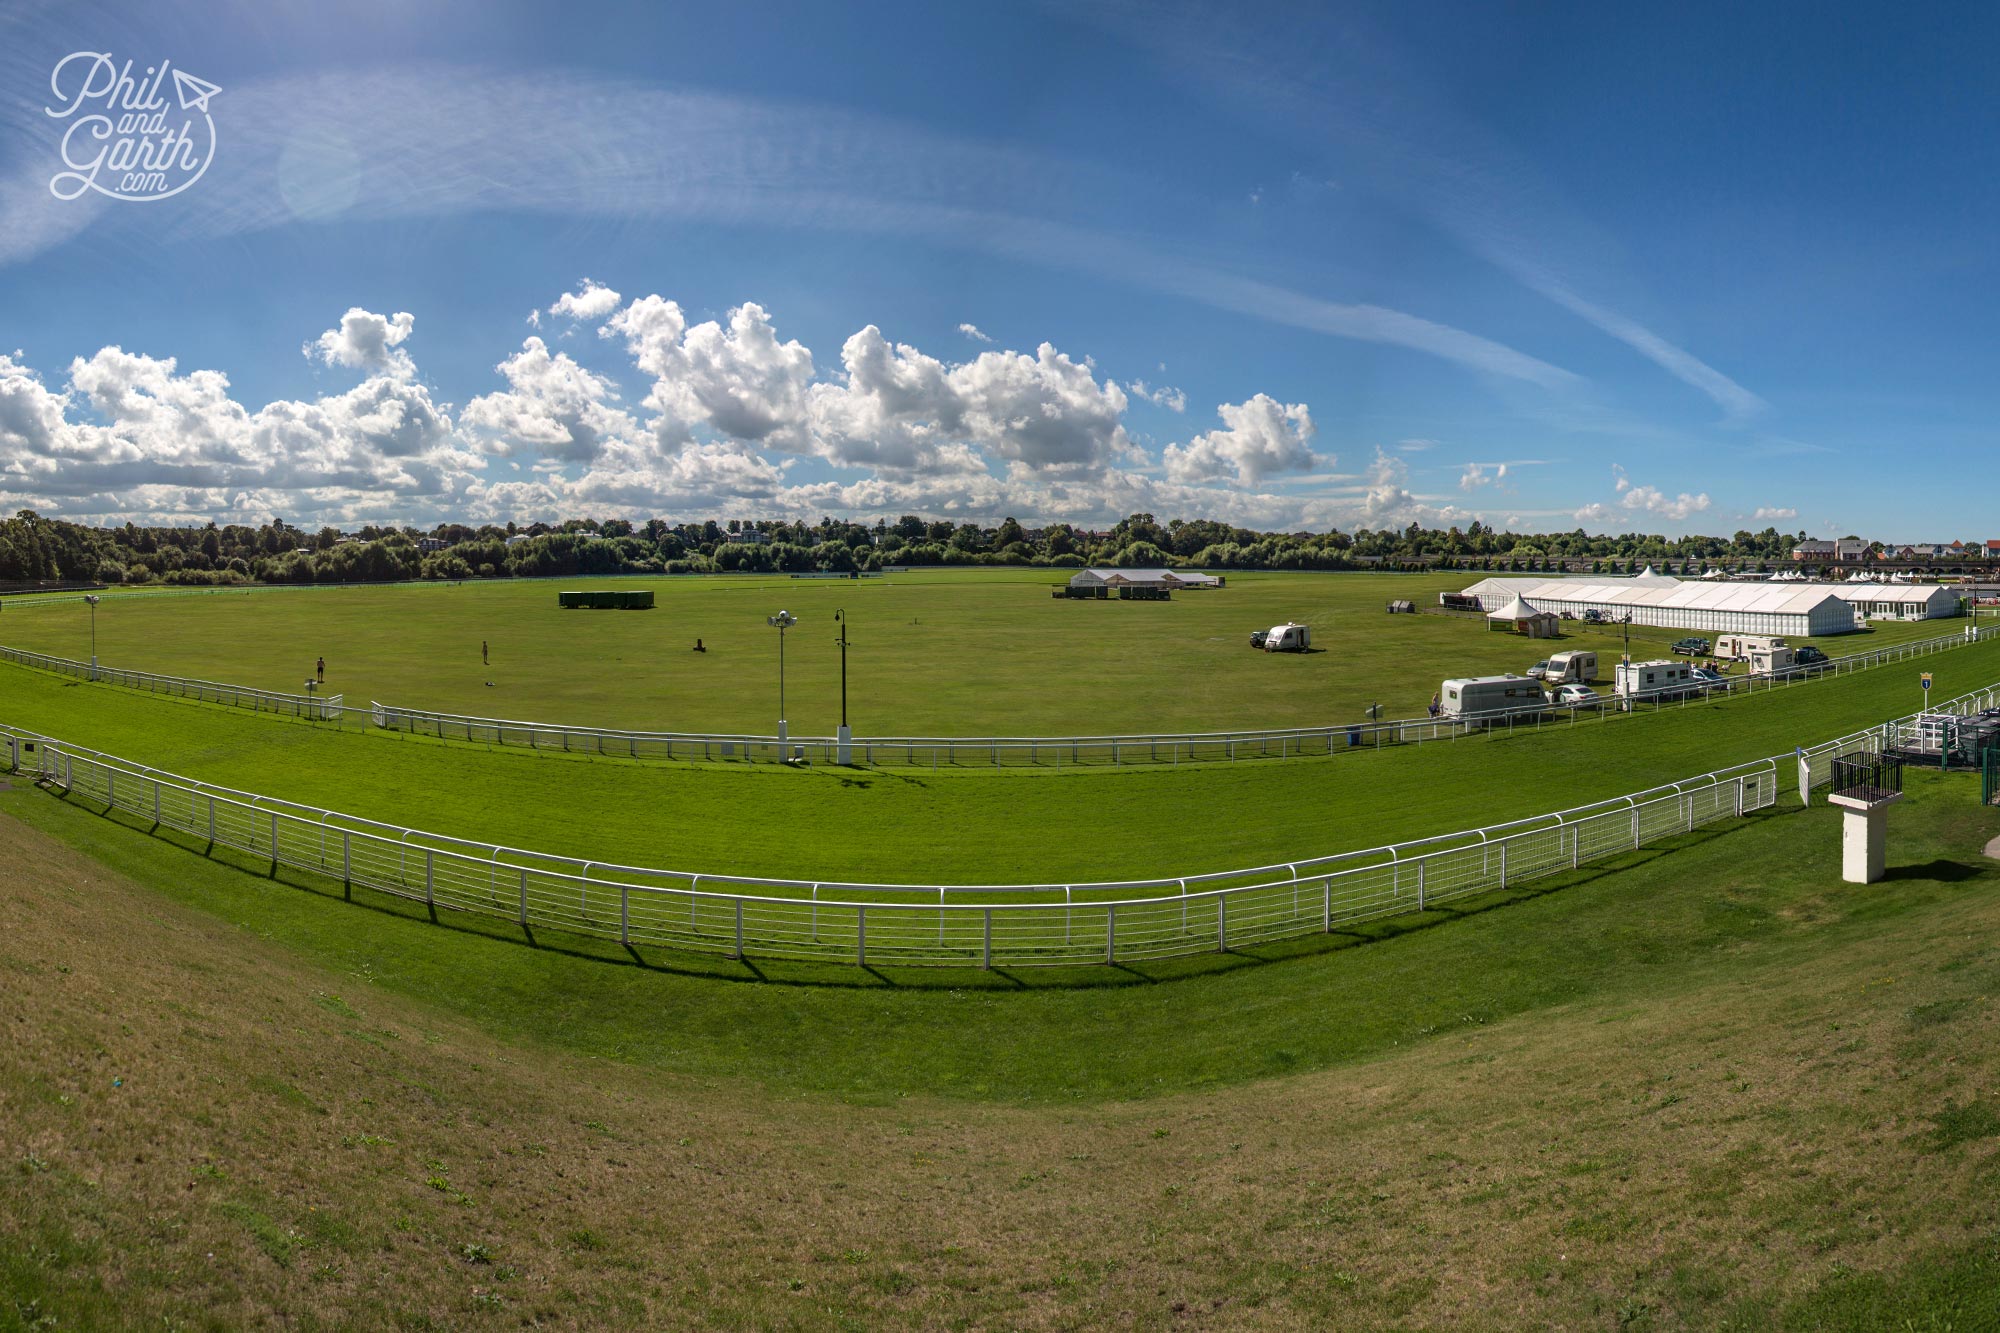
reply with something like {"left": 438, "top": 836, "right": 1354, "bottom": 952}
{"left": 315, "top": 656, "right": 326, "bottom": 684}
{"left": 482, "top": 639, "right": 489, "bottom": 665}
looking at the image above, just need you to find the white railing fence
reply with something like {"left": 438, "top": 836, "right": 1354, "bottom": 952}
{"left": 1795, "top": 682, "right": 2000, "bottom": 801}
{"left": 0, "top": 645, "right": 344, "bottom": 722}
{"left": 6, "top": 619, "right": 1994, "bottom": 770}
{"left": 4, "top": 721, "right": 1778, "bottom": 968}
{"left": 366, "top": 621, "right": 1999, "bottom": 767}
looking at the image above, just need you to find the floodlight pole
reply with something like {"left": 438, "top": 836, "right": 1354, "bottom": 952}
{"left": 834, "top": 609, "right": 852, "bottom": 764}
{"left": 85, "top": 594, "right": 100, "bottom": 681}
{"left": 767, "top": 610, "right": 797, "bottom": 741}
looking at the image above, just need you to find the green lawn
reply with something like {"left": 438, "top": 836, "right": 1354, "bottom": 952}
{"left": 7, "top": 752, "right": 1994, "bottom": 1105}
{"left": 0, "top": 570, "right": 1968, "bottom": 735}
{"left": 5, "top": 630, "right": 1996, "bottom": 886}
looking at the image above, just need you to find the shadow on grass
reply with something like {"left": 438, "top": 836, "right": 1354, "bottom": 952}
{"left": 1882, "top": 857, "right": 1986, "bottom": 883}
{"left": 42, "top": 781, "right": 1785, "bottom": 994}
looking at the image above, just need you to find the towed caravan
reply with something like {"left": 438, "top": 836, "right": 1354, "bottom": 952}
{"left": 1437, "top": 675, "right": 1551, "bottom": 723}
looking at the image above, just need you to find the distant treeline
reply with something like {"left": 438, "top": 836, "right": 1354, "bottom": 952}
{"left": 0, "top": 510, "right": 1837, "bottom": 588}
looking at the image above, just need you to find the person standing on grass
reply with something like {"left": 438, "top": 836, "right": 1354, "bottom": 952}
{"left": 482, "top": 639, "right": 489, "bottom": 665}
{"left": 316, "top": 656, "right": 325, "bottom": 684}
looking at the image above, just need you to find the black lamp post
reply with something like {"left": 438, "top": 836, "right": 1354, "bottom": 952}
{"left": 84, "top": 594, "right": 100, "bottom": 680}
{"left": 833, "top": 609, "right": 852, "bottom": 762}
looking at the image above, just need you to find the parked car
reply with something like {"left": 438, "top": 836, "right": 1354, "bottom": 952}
{"left": 1688, "top": 666, "right": 1734, "bottom": 694}
{"left": 1553, "top": 683, "right": 1602, "bottom": 709}
{"left": 1581, "top": 608, "right": 1608, "bottom": 624}
{"left": 1526, "top": 659, "right": 1553, "bottom": 680}
{"left": 1249, "top": 629, "right": 1267, "bottom": 648}
{"left": 1794, "top": 645, "right": 1829, "bottom": 666}
{"left": 1672, "top": 636, "right": 1711, "bottom": 656}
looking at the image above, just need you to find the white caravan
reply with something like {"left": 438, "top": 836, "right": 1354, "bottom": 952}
{"left": 1541, "top": 649, "right": 1598, "bottom": 684}
{"left": 1614, "top": 659, "right": 1700, "bottom": 701}
{"left": 1749, "top": 645, "right": 1796, "bottom": 675}
{"left": 1438, "top": 675, "right": 1552, "bottom": 722}
{"left": 1262, "top": 622, "right": 1312, "bottom": 652}
{"left": 1714, "top": 634, "right": 1788, "bottom": 661}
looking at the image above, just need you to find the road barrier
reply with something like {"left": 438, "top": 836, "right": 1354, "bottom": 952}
{"left": 4, "top": 720, "right": 1779, "bottom": 969}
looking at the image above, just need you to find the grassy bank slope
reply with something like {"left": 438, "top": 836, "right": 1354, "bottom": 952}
{"left": 5, "top": 781, "right": 1999, "bottom": 1328}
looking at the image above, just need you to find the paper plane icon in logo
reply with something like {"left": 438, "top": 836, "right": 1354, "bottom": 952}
{"left": 172, "top": 68, "right": 221, "bottom": 114}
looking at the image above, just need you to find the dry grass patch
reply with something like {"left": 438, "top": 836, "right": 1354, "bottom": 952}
{"left": 3, "top": 809, "right": 1999, "bottom": 1329}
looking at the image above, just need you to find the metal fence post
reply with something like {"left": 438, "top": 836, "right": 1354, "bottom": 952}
{"left": 1106, "top": 904, "right": 1116, "bottom": 963}
{"left": 1418, "top": 858, "right": 1426, "bottom": 910}
{"left": 342, "top": 831, "right": 351, "bottom": 888}
{"left": 518, "top": 867, "right": 529, "bottom": 926}
{"left": 982, "top": 908, "right": 993, "bottom": 969}
{"left": 1218, "top": 894, "right": 1227, "bottom": 951}
{"left": 207, "top": 794, "right": 215, "bottom": 843}
{"left": 734, "top": 898, "right": 744, "bottom": 960}
{"left": 620, "top": 884, "right": 630, "bottom": 945}
{"left": 857, "top": 905, "right": 867, "bottom": 965}
{"left": 424, "top": 849, "right": 434, "bottom": 910}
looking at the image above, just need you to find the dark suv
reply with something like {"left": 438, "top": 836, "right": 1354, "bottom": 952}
{"left": 1671, "top": 636, "right": 1711, "bottom": 656}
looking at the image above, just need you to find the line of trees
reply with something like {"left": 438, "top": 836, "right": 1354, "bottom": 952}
{"left": 0, "top": 509, "right": 1915, "bottom": 589}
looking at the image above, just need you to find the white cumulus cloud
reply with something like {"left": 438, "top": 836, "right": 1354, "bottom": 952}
{"left": 1620, "top": 483, "right": 1710, "bottom": 521}
{"left": 1162, "top": 394, "right": 1315, "bottom": 486}
{"left": 958, "top": 323, "right": 993, "bottom": 343}
{"left": 1753, "top": 505, "right": 1797, "bottom": 521}
{"left": 304, "top": 308, "right": 416, "bottom": 378}
{"left": 548, "top": 279, "right": 624, "bottom": 323}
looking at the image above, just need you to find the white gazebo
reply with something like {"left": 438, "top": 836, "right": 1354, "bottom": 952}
{"left": 1487, "top": 595, "right": 1560, "bottom": 638}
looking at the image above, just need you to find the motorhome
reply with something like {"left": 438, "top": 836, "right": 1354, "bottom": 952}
{"left": 1714, "top": 633, "right": 1788, "bottom": 661}
{"left": 1541, "top": 649, "right": 1597, "bottom": 684}
{"left": 1437, "top": 675, "right": 1552, "bottom": 722}
{"left": 1614, "top": 659, "right": 1700, "bottom": 701}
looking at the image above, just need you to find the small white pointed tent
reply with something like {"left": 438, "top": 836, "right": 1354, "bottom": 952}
{"left": 1487, "top": 594, "right": 1560, "bottom": 637}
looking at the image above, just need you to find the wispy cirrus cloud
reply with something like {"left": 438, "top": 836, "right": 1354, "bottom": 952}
{"left": 0, "top": 62, "right": 1575, "bottom": 393}
{"left": 1072, "top": 0, "right": 1762, "bottom": 422}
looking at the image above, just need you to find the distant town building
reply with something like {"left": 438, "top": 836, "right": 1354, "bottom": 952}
{"left": 1791, "top": 538, "right": 1869, "bottom": 562}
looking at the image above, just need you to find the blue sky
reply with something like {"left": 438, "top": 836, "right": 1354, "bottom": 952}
{"left": 1, "top": 0, "right": 1996, "bottom": 537}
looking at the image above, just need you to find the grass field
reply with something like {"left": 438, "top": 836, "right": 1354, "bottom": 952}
{"left": 4, "top": 628, "right": 1996, "bottom": 886}
{"left": 4, "top": 766, "right": 1998, "bottom": 1328}
{"left": 8, "top": 571, "right": 1999, "bottom": 1328}
{"left": 0, "top": 571, "right": 1968, "bottom": 735}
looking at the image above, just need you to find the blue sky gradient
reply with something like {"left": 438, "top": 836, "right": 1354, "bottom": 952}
{"left": 2, "top": 0, "right": 1995, "bottom": 537}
